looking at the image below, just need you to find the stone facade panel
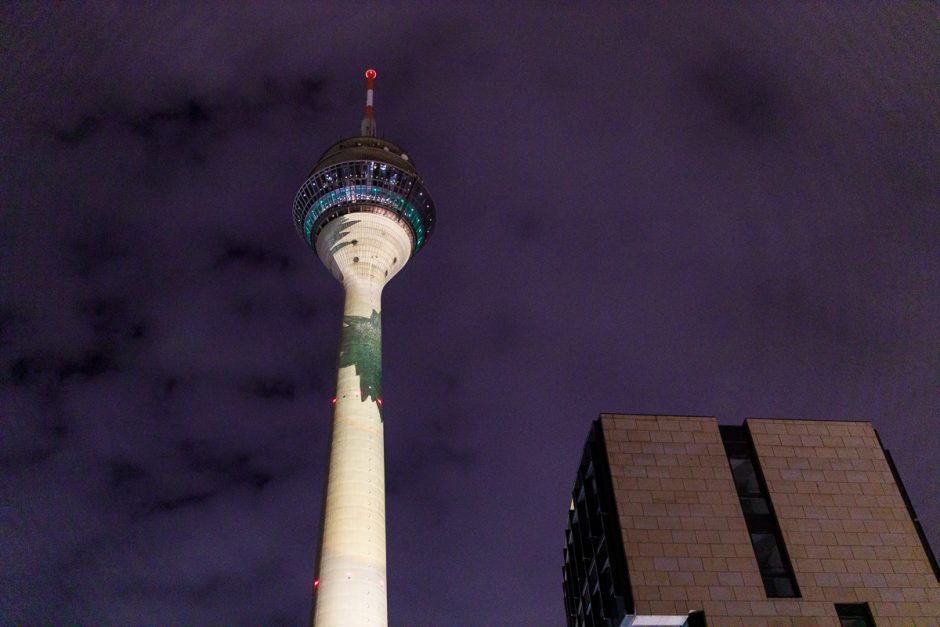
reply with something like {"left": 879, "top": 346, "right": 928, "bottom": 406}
{"left": 593, "top": 414, "right": 940, "bottom": 626}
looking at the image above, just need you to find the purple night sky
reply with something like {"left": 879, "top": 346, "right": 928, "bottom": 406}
{"left": 2, "top": 3, "right": 937, "bottom": 625}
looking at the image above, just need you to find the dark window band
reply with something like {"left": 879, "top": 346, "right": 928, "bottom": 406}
{"left": 563, "top": 420, "right": 633, "bottom": 626}
{"left": 719, "top": 424, "right": 800, "bottom": 598}
{"left": 835, "top": 602, "right": 875, "bottom": 626}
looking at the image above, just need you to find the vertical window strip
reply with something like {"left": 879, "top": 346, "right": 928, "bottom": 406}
{"left": 719, "top": 425, "right": 800, "bottom": 598}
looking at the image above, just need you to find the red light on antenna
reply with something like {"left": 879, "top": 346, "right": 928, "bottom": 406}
{"left": 313, "top": 579, "right": 320, "bottom": 590}
{"left": 331, "top": 397, "right": 337, "bottom": 405}
{"left": 365, "top": 69, "right": 377, "bottom": 79}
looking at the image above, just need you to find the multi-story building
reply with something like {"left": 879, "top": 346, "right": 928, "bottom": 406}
{"left": 563, "top": 414, "right": 939, "bottom": 626}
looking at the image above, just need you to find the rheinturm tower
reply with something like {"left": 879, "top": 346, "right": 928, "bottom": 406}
{"left": 293, "top": 69, "right": 435, "bottom": 626}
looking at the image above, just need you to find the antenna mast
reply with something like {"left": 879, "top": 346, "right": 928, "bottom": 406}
{"left": 361, "top": 68, "right": 377, "bottom": 136}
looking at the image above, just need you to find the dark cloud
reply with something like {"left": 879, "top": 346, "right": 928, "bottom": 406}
{"left": 149, "top": 490, "right": 219, "bottom": 513}
{"left": 178, "top": 440, "right": 276, "bottom": 492}
{"left": 511, "top": 211, "right": 548, "bottom": 244}
{"left": 0, "top": 307, "right": 17, "bottom": 348}
{"left": 49, "top": 75, "right": 328, "bottom": 154}
{"left": 108, "top": 459, "right": 150, "bottom": 487}
{"left": 98, "top": 440, "right": 286, "bottom": 519}
{"left": 53, "top": 115, "right": 102, "bottom": 145}
{"left": 244, "top": 376, "right": 296, "bottom": 401}
{"left": 288, "top": 298, "right": 318, "bottom": 324}
{"left": 56, "top": 349, "right": 119, "bottom": 381}
{"left": 8, "top": 356, "right": 37, "bottom": 387}
{"left": 0, "top": 434, "right": 57, "bottom": 472}
{"left": 386, "top": 431, "right": 479, "bottom": 516}
{"left": 688, "top": 42, "right": 792, "bottom": 139}
{"left": 80, "top": 297, "right": 138, "bottom": 339}
{"left": 4, "top": 348, "right": 119, "bottom": 391}
{"left": 127, "top": 98, "right": 214, "bottom": 139}
{"left": 162, "top": 376, "right": 179, "bottom": 396}
{"left": 428, "top": 367, "right": 459, "bottom": 392}
{"left": 214, "top": 241, "right": 294, "bottom": 274}
{"left": 0, "top": 392, "right": 69, "bottom": 472}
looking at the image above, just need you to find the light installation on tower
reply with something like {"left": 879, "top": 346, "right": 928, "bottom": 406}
{"left": 292, "top": 69, "right": 435, "bottom": 626}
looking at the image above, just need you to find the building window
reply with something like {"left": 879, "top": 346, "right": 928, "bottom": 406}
{"left": 835, "top": 602, "right": 875, "bottom": 627}
{"left": 719, "top": 425, "right": 799, "bottom": 598}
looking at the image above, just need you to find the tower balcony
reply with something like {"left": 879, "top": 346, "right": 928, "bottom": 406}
{"left": 293, "top": 137, "right": 436, "bottom": 254}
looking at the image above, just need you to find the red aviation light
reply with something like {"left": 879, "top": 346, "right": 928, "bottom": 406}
{"left": 313, "top": 579, "right": 320, "bottom": 590}
{"left": 376, "top": 398, "right": 383, "bottom": 407}
{"left": 365, "top": 68, "right": 377, "bottom": 79}
{"left": 331, "top": 397, "right": 337, "bottom": 405}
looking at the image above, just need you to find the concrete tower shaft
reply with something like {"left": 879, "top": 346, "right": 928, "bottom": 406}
{"left": 310, "top": 213, "right": 410, "bottom": 626}
{"left": 295, "top": 70, "right": 435, "bottom": 627}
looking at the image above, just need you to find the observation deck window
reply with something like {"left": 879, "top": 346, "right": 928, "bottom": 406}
{"left": 294, "top": 160, "right": 434, "bottom": 252}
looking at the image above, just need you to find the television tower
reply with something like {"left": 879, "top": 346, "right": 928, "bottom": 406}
{"left": 292, "top": 69, "right": 436, "bottom": 626}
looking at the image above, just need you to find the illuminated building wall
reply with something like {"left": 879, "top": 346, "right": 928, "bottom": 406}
{"left": 564, "top": 415, "right": 940, "bottom": 626}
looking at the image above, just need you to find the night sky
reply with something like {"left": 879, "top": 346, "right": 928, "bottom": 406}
{"left": 2, "top": 4, "right": 937, "bottom": 625}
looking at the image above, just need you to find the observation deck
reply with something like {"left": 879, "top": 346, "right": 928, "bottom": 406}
{"left": 293, "top": 136, "right": 436, "bottom": 254}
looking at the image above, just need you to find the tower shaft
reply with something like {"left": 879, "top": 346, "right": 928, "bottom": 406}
{"left": 312, "top": 213, "right": 412, "bottom": 626}
{"left": 296, "top": 69, "right": 436, "bottom": 625}
{"left": 315, "top": 286, "right": 386, "bottom": 625}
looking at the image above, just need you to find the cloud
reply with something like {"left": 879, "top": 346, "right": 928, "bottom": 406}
{"left": 53, "top": 115, "right": 102, "bottom": 145}
{"left": 107, "top": 459, "right": 150, "bottom": 488}
{"left": 687, "top": 42, "right": 793, "bottom": 140}
{"left": 48, "top": 75, "right": 328, "bottom": 159}
{"left": 242, "top": 376, "right": 296, "bottom": 401}
{"left": 213, "top": 241, "right": 295, "bottom": 275}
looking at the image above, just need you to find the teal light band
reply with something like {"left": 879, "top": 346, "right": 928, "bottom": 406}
{"left": 301, "top": 184, "right": 426, "bottom": 250}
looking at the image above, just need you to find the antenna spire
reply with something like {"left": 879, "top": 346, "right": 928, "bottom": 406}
{"left": 361, "top": 68, "right": 377, "bottom": 136}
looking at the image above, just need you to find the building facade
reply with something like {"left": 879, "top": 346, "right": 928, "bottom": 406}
{"left": 563, "top": 414, "right": 940, "bottom": 626}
